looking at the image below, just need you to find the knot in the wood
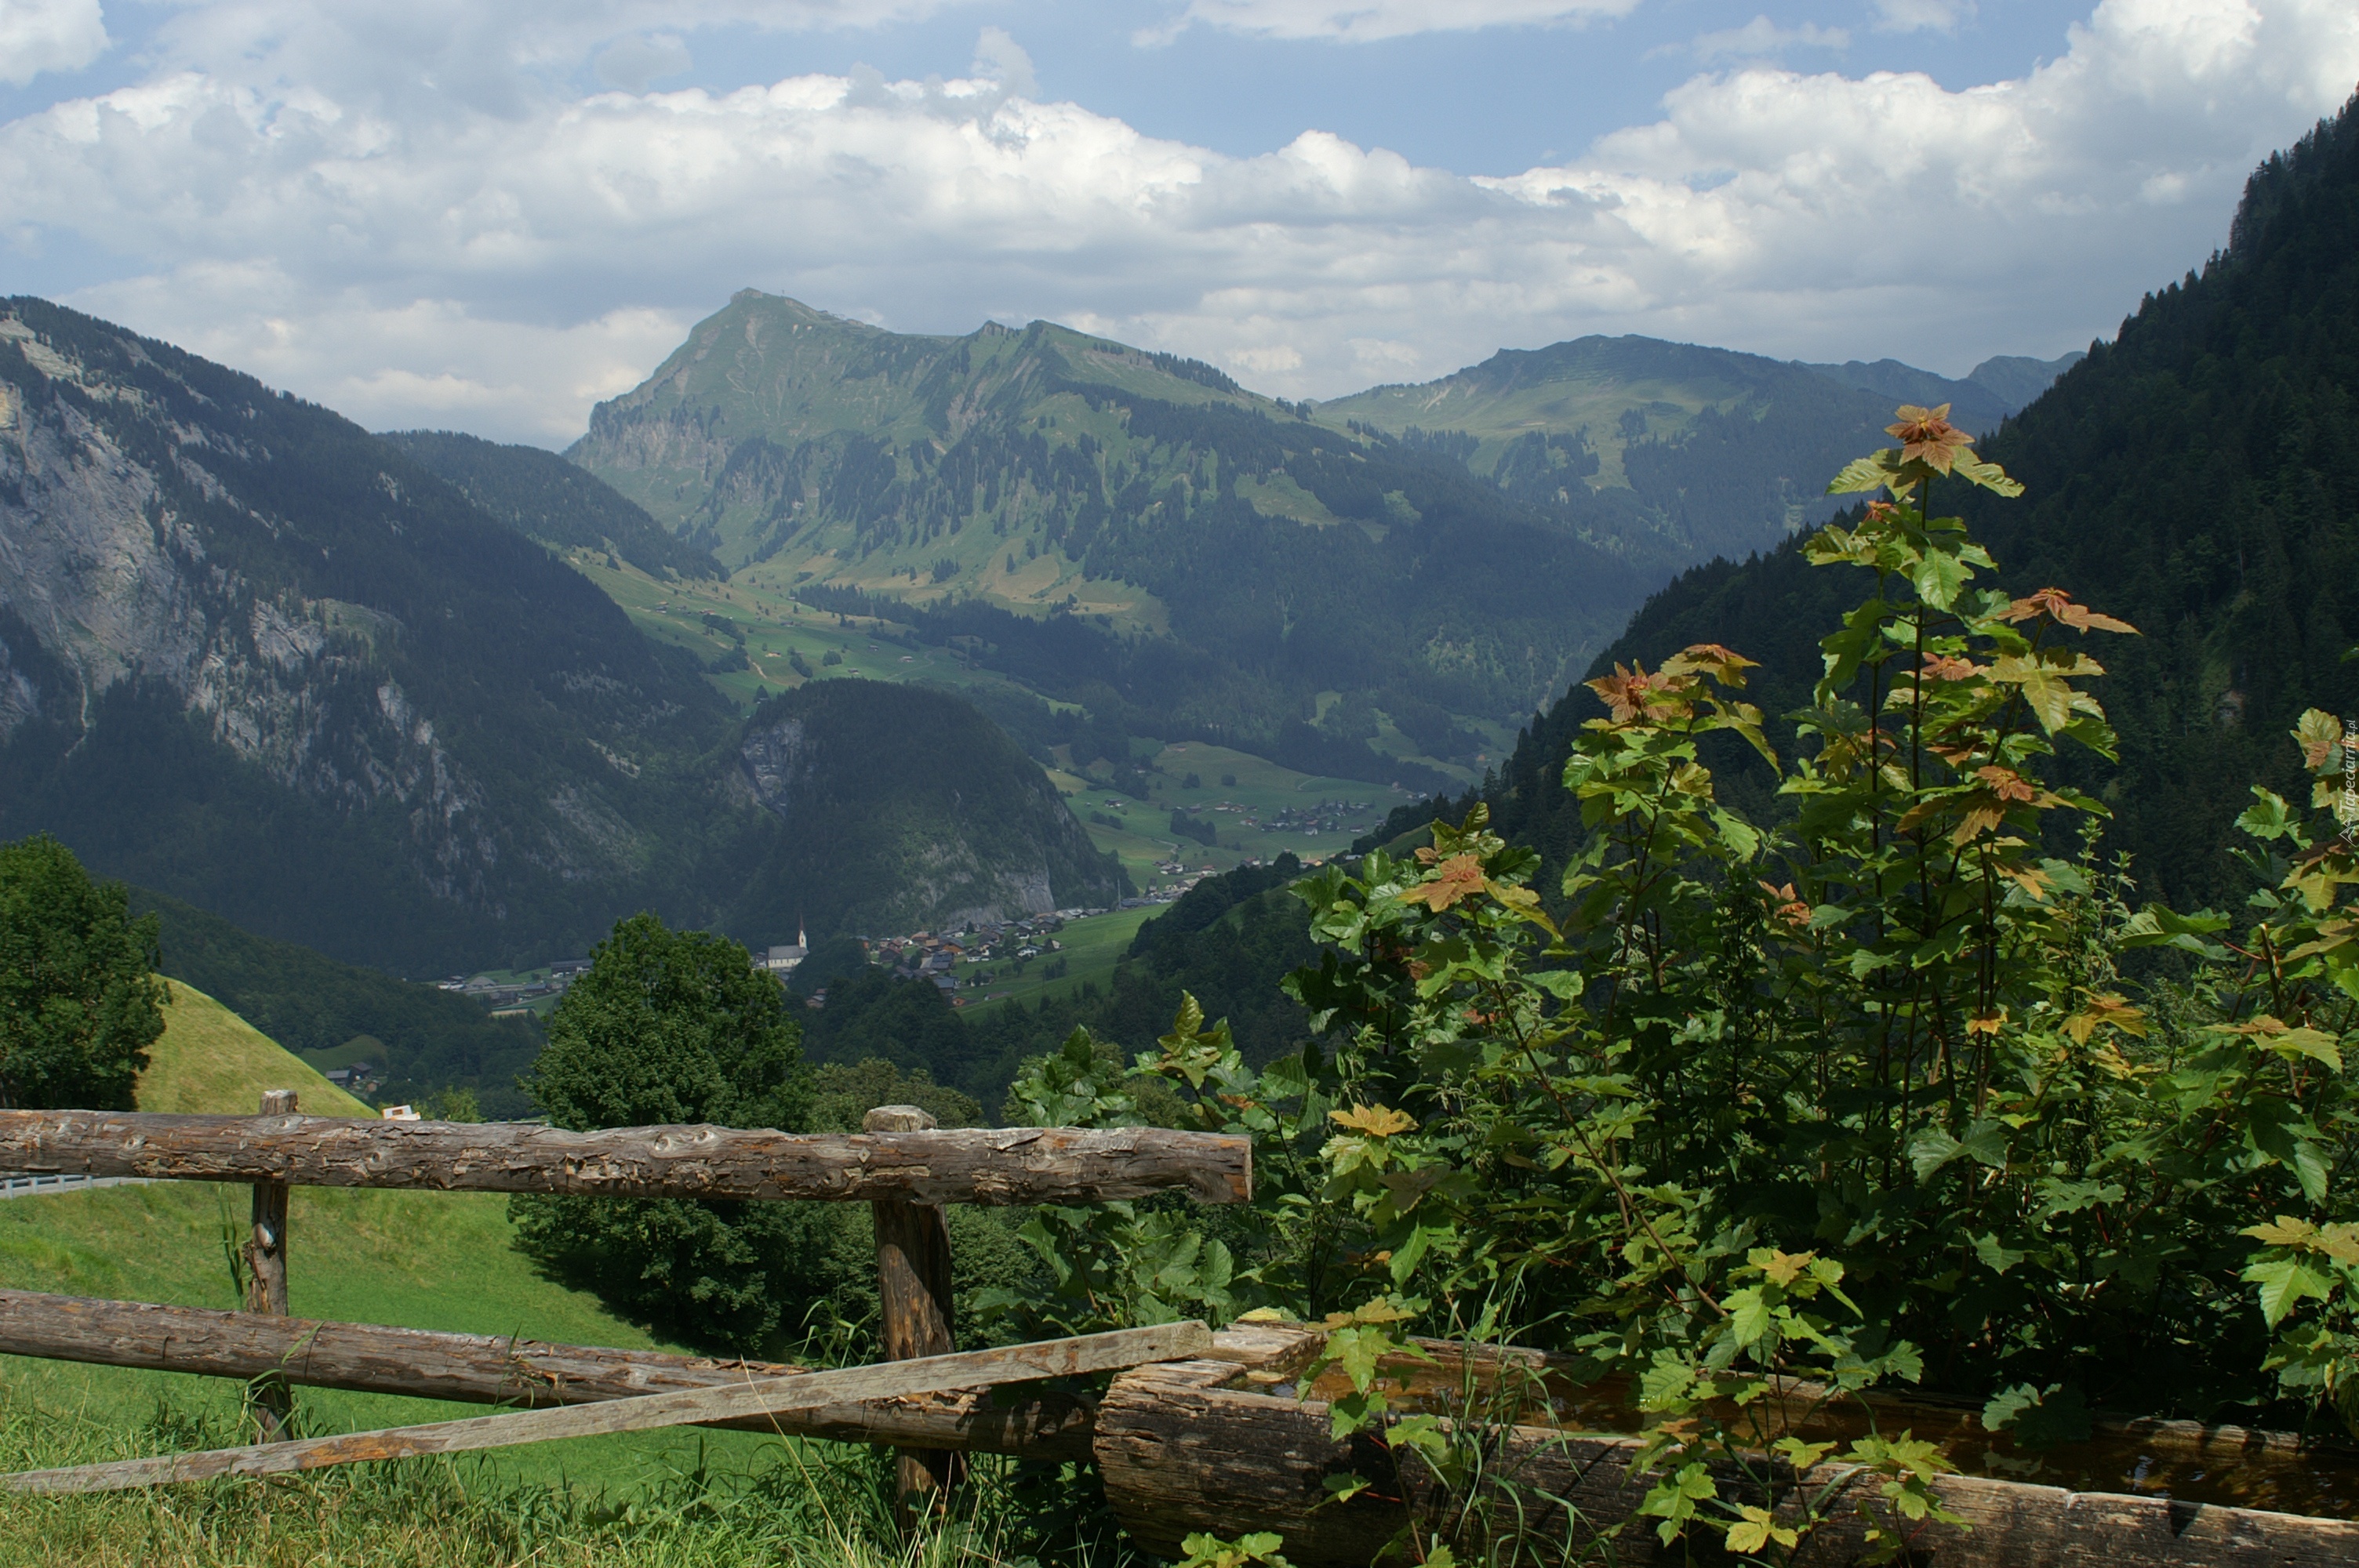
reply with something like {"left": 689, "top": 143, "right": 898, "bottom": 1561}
{"left": 863, "top": 1105, "right": 937, "bottom": 1133}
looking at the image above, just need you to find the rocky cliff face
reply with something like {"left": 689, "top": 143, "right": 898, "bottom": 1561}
{"left": 732, "top": 679, "right": 1125, "bottom": 935}
{"left": 0, "top": 299, "right": 742, "bottom": 967}
{"left": 0, "top": 314, "right": 511, "bottom": 901}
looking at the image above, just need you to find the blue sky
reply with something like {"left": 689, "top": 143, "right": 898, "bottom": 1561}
{"left": 3, "top": 0, "right": 2354, "bottom": 442}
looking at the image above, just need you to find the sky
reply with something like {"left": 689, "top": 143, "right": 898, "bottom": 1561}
{"left": 1, "top": 0, "right": 2354, "bottom": 446}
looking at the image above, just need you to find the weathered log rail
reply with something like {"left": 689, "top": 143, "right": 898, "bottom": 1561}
{"left": 1098, "top": 1326, "right": 2359, "bottom": 1567}
{"left": 0, "top": 1287, "right": 1094, "bottom": 1458}
{"left": 0, "top": 1109, "right": 1251, "bottom": 1206}
{"left": 9, "top": 1323, "right": 1211, "bottom": 1496}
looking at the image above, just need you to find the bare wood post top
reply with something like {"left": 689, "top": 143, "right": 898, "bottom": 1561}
{"left": 0, "top": 1111, "right": 1251, "bottom": 1206}
{"left": 244, "top": 1090, "right": 296, "bottom": 1443}
{"left": 865, "top": 1105, "right": 963, "bottom": 1526}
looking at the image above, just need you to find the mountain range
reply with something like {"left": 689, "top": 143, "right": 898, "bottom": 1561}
{"left": 568, "top": 295, "right": 2077, "bottom": 791}
{"left": 0, "top": 301, "right": 1124, "bottom": 974}
{"left": 0, "top": 257, "right": 2083, "bottom": 990}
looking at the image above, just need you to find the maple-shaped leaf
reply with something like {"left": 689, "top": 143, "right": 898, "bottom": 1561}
{"left": 1397, "top": 853, "right": 1488, "bottom": 912}
{"left": 1886, "top": 404, "right": 1973, "bottom": 474}
{"left": 1660, "top": 643, "right": 1758, "bottom": 686}
{"left": 1975, "top": 764, "right": 2037, "bottom": 803}
{"left": 1329, "top": 1103, "right": 1416, "bottom": 1138}
{"left": 1999, "top": 587, "right": 2138, "bottom": 635}
{"left": 1587, "top": 661, "right": 1692, "bottom": 723}
{"left": 1948, "top": 792, "right": 2006, "bottom": 845}
{"left": 2295, "top": 708, "right": 2347, "bottom": 772}
{"left": 2247, "top": 1218, "right": 2359, "bottom": 1265}
{"left": 1920, "top": 653, "right": 1984, "bottom": 682}
{"left": 2062, "top": 993, "right": 2147, "bottom": 1044}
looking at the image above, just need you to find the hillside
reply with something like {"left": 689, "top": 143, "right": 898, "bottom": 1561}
{"left": 1317, "top": 336, "right": 2081, "bottom": 565}
{"left": 569, "top": 292, "right": 1660, "bottom": 754}
{"left": 138, "top": 981, "right": 374, "bottom": 1116}
{"left": 1372, "top": 93, "right": 2359, "bottom": 914}
{"left": 2, "top": 987, "right": 765, "bottom": 1497}
{"left": 378, "top": 429, "right": 723, "bottom": 582}
{"left": 0, "top": 301, "right": 1121, "bottom": 971}
{"left": 729, "top": 677, "right": 1127, "bottom": 937}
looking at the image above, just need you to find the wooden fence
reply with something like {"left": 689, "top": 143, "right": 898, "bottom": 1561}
{"left": 0, "top": 1098, "right": 2355, "bottom": 1565}
{"left": 0, "top": 1094, "right": 1247, "bottom": 1525}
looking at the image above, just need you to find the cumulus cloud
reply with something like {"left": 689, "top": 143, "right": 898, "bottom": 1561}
{"left": 2, "top": 0, "right": 2354, "bottom": 442}
{"left": 1141, "top": 0, "right": 1639, "bottom": 45}
{"left": 0, "top": 0, "right": 110, "bottom": 85}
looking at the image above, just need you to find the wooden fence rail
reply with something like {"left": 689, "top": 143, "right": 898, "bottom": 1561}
{"left": 0, "top": 1109, "right": 1250, "bottom": 1206}
{"left": 9, "top": 1324, "right": 1211, "bottom": 1496}
{"left": 0, "top": 1287, "right": 1089, "bottom": 1459}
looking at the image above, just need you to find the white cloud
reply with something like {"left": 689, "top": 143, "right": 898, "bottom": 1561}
{"left": 1681, "top": 16, "right": 1850, "bottom": 62}
{"left": 1872, "top": 0, "right": 1974, "bottom": 34}
{"left": 0, "top": 0, "right": 109, "bottom": 85}
{"left": 3, "top": 0, "right": 2355, "bottom": 442}
{"left": 1141, "top": 0, "right": 1638, "bottom": 45}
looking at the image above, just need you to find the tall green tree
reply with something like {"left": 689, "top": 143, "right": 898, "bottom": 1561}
{"left": 0, "top": 834, "right": 165, "bottom": 1109}
{"left": 511, "top": 913, "right": 816, "bottom": 1352}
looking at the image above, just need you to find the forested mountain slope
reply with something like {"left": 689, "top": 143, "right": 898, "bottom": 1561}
{"left": 0, "top": 301, "right": 1121, "bottom": 972}
{"left": 572, "top": 296, "right": 2082, "bottom": 780}
{"left": 1374, "top": 95, "right": 2359, "bottom": 913}
{"left": 379, "top": 429, "right": 722, "bottom": 581}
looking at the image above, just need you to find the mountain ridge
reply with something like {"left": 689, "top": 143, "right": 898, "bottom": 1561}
{"left": 0, "top": 299, "right": 1124, "bottom": 971}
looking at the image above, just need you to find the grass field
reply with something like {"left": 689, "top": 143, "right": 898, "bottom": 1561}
{"left": 954, "top": 905, "right": 1160, "bottom": 1017}
{"left": 140, "top": 982, "right": 374, "bottom": 1117}
{"left": 0, "top": 985, "right": 780, "bottom": 1504}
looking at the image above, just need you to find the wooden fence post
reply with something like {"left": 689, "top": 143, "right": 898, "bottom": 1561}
{"left": 864, "top": 1105, "right": 962, "bottom": 1529}
{"left": 243, "top": 1089, "right": 296, "bottom": 1441}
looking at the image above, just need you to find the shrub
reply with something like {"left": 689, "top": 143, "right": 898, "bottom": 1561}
{"left": 0, "top": 833, "right": 165, "bottom": 1109}
{"left": 511, "top": 913, "right": 819, "bottom": 1352}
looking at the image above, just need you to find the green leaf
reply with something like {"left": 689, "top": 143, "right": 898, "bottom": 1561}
{"left": 1827, "top": 452, "right": 1907, "bottom": 495}
{"left": 2243, "top": 1255, "right": 2334, "bottom": 1328}
{"left": 1910, "top": 546, "right": 1968, "bottom": 610}
{"left": 1973, "top": 1232, "right": 2027, "bottom": 1275}
{"left": 1958, "top": 1118, "right": 2010, "bottom": 1169}
{"left": 2237, "top": 788, "right": 2297, "bottom": 843}
{"left": 1950, "top": 452, "right": 2025, "bottom": 497}
{"left": 1906, "top": 1128, "right": 1963, "bottom": 1180}
{"left": 1638, "top": 1356, "right": 1697, "bottom": 1410}
{"left": 1726, "top": 1285, "right": 1773, "bottom": 1347}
